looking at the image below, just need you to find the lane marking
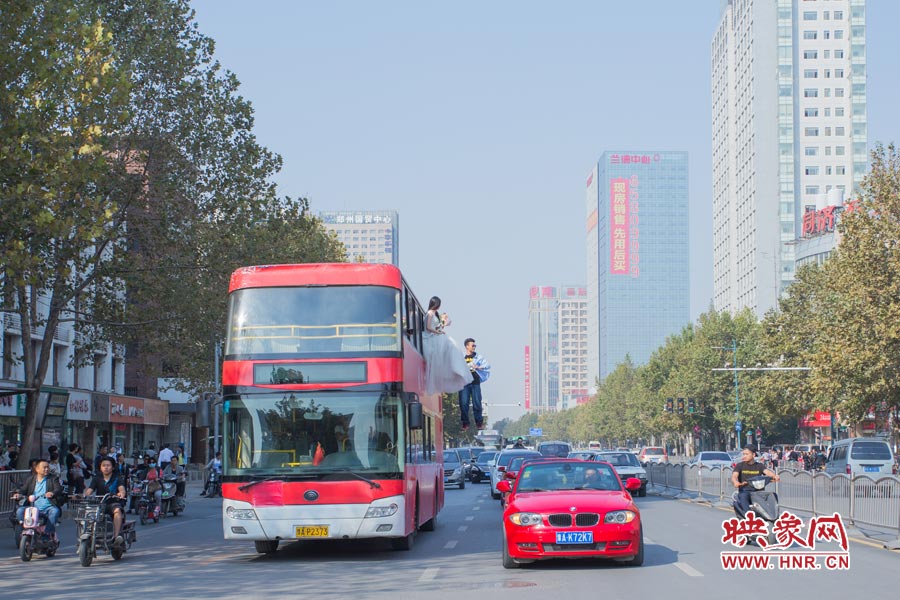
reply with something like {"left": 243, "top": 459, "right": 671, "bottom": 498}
{"left": 674, "top": 562, "right": 704, "bottom": 577}
{"left": 465, "top": 516, "right": 474, "bottom": 521}
{"left": 458, "top": 525, "right": 468, "bottom": 532}
{"left": 419, "top": 567, "right": 440, "bottom": 581}
{"left": 444, "top": 540, "right": 458, "bottom": 549}
{"left": 472, "top": 506, "right": 480, "bottom": 511}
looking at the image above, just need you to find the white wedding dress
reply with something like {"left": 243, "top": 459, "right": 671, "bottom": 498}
{"left": 423, "top": 312, "right": 471, "bottom": 395}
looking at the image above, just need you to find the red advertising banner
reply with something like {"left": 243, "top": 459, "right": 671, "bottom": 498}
{"left": 610, "top": 178, "right": 630, "bottom": 274}
{"left": 799, "top": 411, "right": 832, "bottom": 428}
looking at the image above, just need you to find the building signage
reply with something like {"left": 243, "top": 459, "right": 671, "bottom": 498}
{"left": 610, "top": 178, "right": 630, "bottom": 274}
{"left": 109, "top": 395, "right": 144, "bottom": 424}
{"left": 0, "top": 393, "right": 26, "bottom": 417}
{"left": 66, "top": 391, "right": 92, "bottom": 421}
{"left": 802, "top": 205, "right": 839, "bottom": 237}
{"left": 524, "top": 346, "right": 531, "bottom": 410}
{"left": 323, "top": 212, "right": 394, "bottom": 225}
{"left": 609, "top": 153, "right": 661, "bottom": 165}
{"left": 799, "top": 411, "right": 832, "bottom": 428}
{"left": 143, "top": 398, "right": 169, "bottom": 426}
{"left": 628, "top": 175, "right": 640, "bottom": 278}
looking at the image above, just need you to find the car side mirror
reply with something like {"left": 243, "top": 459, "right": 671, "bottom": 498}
{"left": 505, "top": 471, "right": 517, "bottom": 480}
{"left": 625, "top": 477, "right": 642, "bottom": 492}
{"left": 497, "top": 480, "right": 511, "bottom": 493}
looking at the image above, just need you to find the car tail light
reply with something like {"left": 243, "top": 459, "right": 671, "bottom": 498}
{"left": 846, "top": 464, "right": 851, "bottom": 475}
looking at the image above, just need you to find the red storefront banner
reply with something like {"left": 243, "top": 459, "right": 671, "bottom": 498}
{"left": 610, "top": 178, "right": 629, "bottom": 274}
{"left": 799, "top": 411, "right": 832, "bottom": 428}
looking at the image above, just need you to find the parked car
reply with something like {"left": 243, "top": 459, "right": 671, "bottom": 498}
{"left": 537, "top": 441, "right": 572, "bottom": 458}
{"left": 595, "top": 451, "right": 648, "bottom": 497}
{"left": 443, "top": 449, "right": 466, "bottom": 489}
{"left": 688, "top": 451, "right": 734, "bottom": 470}
{"left": 638, "top": 447, "right": 668, "bottom": 465}
{"left": 470, "top": 450, "right": 498, "bottom": 483}
{"left": 491, "top": 449, "right": 542, "bottom": 499}
{"left": 497, "top": 459, "right": 643, "bottom": 569}
{"left": 825, "top": 438, "right": 894, "bottom": 477}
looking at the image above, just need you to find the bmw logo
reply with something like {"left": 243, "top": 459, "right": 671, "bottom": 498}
{"left": 304, "top": 490, "right": 319, "bottom": 502}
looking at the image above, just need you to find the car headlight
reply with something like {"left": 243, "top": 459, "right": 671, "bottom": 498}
{"left": 509, "top": 512, "right": 543, "bottom": 526}
{"left": 453, "top": 467, "right": 462, "bottom": 477}
{"left": 365, "top": 503, "right": 399, "bottom": 518}
{"left": 604, "top": 510, "right": 636, "bottom": 524}
{"left": 226, "top": 506, "right": 257, "bottom": 520}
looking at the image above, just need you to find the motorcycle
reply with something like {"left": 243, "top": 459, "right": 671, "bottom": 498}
{"left": 71, "top": 494, "right": 137, "bottom": 567}
{"left": 203, "top": 469, "right": 222, "bottom": 498}
{"left": 136, "top": 480, "right": 161, "bottom": 525}
{"left": 468, "top": 463, "right": 485, "bottom": 483}
{"left": 12, "top": 496, "right": 61, "bottom": 561}
{"left": 160, "top": 475, "right": 186, "bottom": 516}
{"left": 732, "top": 475, "right": 780, "bottom": 546}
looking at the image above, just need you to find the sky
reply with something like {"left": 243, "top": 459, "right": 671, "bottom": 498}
{"left": 190, "top": 0, "right": 900, "bottom": 424}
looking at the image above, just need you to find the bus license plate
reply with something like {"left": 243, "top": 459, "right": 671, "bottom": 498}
{"left": 556, "top": 531, "right": 593, "bottom": 544}
{"left": 295, "top": 525, "right": 329, "bottom": 538}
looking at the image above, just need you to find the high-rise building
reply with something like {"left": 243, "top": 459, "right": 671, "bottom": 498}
{"left": 526, "top": 285, "right": 589, "bottom": 414}
{"left": 711, "top": 0, "right": 867, "bottom": 315}
{"left": 586, "top": 151, "right": 690, "bottom": 382}
{"left": 318, "top": 210, "right": 399, "bottom": 266}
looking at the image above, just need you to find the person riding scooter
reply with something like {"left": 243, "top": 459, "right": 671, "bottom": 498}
{"left": 12, "top": 458, "right": 64, "bottom": 541}
{"left": 731, "top": 446, "right": 780, "bottom": 516}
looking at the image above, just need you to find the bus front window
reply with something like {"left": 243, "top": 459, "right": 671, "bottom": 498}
{"left": 224, "top": 392, "right": 403, "bottom": 477}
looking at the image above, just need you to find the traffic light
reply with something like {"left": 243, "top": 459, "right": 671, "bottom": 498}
{"left": 665, "top": 398, "right": 673, "bottom": 413}
{"left": 676, "top": 398, "right": 685, "bottom": 414}
{"left": 688, "top": 398, "right": 695, "bottom": 414}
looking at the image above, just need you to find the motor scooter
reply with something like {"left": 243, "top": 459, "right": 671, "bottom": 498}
{"left": 204, "top": 470, "right": 222, "bottom": 497}
{"left": 72, "top": 494, "right": 137, "bottom": 566}
{"left": 12, "top": 496, "right": 61, "bottom": 561}
{"left": 732, "top": 475, "right": 780, "bottom": 546}
{"left": 160, "top": 475, "right": 185, "bottom": 516}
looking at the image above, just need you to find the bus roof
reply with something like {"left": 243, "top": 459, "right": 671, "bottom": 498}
{"left": 229, "top": 263, "right": 402, "bottom": 293}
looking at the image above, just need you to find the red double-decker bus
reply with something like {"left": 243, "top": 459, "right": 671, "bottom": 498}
{"left": 221, "top": 263, "right": 443, "bottom": 553}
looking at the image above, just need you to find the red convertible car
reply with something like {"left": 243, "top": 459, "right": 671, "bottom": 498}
{"left": 496, "top": 459, "right": 643, "bottom": 568}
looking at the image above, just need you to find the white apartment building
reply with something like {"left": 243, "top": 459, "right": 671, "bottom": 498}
{"left": 711, "top": 0, "right": 867, "bottom": 315}
{"left": 527, "top": 285, "right": 588, "bottom": 414}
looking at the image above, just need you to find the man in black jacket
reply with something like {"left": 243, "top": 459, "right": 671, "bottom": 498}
{"left": 12, "top": 459, "right": 63, "bottom": 539}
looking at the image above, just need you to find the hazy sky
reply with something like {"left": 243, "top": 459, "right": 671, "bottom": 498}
{"left": 190, "top": 1, "right": 900, "bottom": 424}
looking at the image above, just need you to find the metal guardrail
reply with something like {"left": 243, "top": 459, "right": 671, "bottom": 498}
{"left": 647, "top": 463, "right": 900, "bottom": 548}
{"left": 0, "top": 470, "right": 30, "bottom": 519}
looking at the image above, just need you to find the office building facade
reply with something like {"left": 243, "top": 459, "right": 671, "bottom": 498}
{"left": 318, "top": 210, "right": 399, "bottom": 266}
{"left": 586, "top": 151, "right": 690, "bottom": 382}
{"left": 711, "top": 0, "right": 867, "bottom": 315}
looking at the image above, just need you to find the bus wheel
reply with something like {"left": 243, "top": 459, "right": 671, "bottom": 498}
{"left": 420, "top": 485, "right": 438, "bottom": 532}
{"left": 391, "top": 530, "right": 415, "bottom": 551}
{"left": 254, "top": 540, "right": 279, "bottom": 554}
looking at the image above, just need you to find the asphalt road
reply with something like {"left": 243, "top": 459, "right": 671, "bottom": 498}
{"left": 0, "top": 480, "right": 897, "bottom": 600}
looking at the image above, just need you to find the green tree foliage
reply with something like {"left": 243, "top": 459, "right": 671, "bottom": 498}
{"left": 0, "top": 1, "right": 344, "bottom": 466}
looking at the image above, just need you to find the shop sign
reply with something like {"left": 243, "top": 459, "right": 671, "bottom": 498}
{"left": 109, "top": 395, "right": 144, "bottom": 424}
{"left": 0, "top": 393, "right": 26, "bottom": 417}
{"left": 143, "top": 398, "right": 170, "bottom": 426}
{"left": 66, "top": 392, "right": 92, "bottom": 421}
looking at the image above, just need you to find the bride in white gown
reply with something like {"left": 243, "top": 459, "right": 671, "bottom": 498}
{"left": 422, "top": 296, "right": 470, "bottom": 395}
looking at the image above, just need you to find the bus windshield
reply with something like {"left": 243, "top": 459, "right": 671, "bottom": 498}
{"left": 226, "top": 285, "right": 401, "bottom": 357}
{"left": 224, "top": 391, "right": 403, "bottom": 476}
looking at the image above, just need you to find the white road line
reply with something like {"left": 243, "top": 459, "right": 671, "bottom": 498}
{"left": 674, "top": 561, "right": 704, "bottom": 577}
{"left": 419, "top": 567, "right": 440, "bottom": 581}
{"left": 478, "top": 499, "right": 486, "bottom": 503}
{"left": 472, "top": 506, "right": 480, "bottom": 511}
{"left": 444, "top": 540, "right": 458, "bottom": 549}
{"left": 465, "top": 516, "right": 474, "bottom": 521}
{"left": 458, "top": 525, "right": 468, "bottom": 532}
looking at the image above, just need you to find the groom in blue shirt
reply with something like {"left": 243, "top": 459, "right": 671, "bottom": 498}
{"left": 459, "top": 338, "right": 485, "bottom": 431}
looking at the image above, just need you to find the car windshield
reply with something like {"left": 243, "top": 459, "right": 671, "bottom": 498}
{"left": 498, "top": 452, "right": 539, "bottom": 467}
{"left": 850, "top": 442, "right": 892, "bottom": 460}
{"left": 516, "top": 462, "right": 621, "bottom": 492}
{"left": 599, "top": 453, "right": 641, "bottom": 467}
{"left": 538, "top": 443, "right": 571, "bottom": 458}
{"left": 443, "top": 450, "right": 461, "bottom": 465}
{"left": 700, "top": 452, "right": 731, "bottom": 461}
{"left": 476, "top": 451, "right": 497, "bottom": 464}
{"left": 455, "top": 448, "right": 472, "bottom": 461}
{"left": 508, "top": 457, "right": 528, "bottom": 472}
{"left": 643, "top": 448, "right": 664, "bottom": 455}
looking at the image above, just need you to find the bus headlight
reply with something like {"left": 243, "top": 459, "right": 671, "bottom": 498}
{"left": 365, "top": 503, "right": 399, "bottom": 518}
{"left": 226, "top": 506, "right": 257, "bottom": 520}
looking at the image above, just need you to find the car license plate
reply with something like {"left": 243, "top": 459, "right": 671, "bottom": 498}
{"left": 864, "top": 466, "right": 879, "bottom": 473}
{"left": 295, "top": 525, "right": 329, "bottom": 538}
{"left": 556, "top": 531, "right": 593, "bottom": 544}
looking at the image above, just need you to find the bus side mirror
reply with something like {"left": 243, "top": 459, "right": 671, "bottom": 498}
{"left": 408, "top": 401, "right": 423, "bottom": 430}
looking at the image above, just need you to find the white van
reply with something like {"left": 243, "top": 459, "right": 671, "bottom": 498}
{"left": 825, "top": 437, "right": 894, "bottom": 477}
